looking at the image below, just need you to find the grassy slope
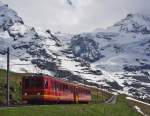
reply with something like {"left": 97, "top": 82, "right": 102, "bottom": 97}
{"left": 0, "top": 69, "right": 22, "bottom": 104}
{"left": 0, "top": 95, "right": 140, "bottom": 116}
{"left": 91, "top": 87, "right": 112, "bottom": 102}
{"left": 127, "top": 98, "right": 150, "bottom": 115}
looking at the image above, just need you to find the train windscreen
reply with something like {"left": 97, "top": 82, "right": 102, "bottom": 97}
{"left": 24, "top": 78, "right": 43, "bottom": 89}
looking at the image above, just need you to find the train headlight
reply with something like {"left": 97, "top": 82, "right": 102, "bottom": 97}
{"left": 24, "top": 93, "right": 27, "bottom": 96}
{"left": 37, "top": 92, "right": 41, "bottom": 96}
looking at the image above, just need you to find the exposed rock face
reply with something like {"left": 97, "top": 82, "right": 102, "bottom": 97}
{"left": 71, "top": 34, "right": 103, "bottom": 62}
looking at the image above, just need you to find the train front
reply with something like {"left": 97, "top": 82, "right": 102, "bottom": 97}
{"left": 22, "top": 75, "right": 46, "bottom": 104}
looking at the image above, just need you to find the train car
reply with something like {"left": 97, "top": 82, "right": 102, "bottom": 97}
{"left": 77, "top": 86, "right": 91, "bottom": 103}
{"left": 22, "top": 74, "right": 91, "bottom": 104}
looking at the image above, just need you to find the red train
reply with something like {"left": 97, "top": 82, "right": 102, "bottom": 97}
{"left": 22, "top": 74, "right": 91, "bottom": 104}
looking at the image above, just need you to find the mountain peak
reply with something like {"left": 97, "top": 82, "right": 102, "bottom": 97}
{"left": 126, "top": 13, "right": 143, "bottom": 18}
{"left": 108, "top": 13, "right": 150, "bottom": 34}
{"left": 0, "top": 1, "right": 6, "bottom": 6}
{"left": 126, "top": 13, "right": 150, "bottom": 22}
{"left": 0, "top": 1, "right": 23, "bottom": 32}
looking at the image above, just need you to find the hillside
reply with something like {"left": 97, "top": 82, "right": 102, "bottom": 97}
{"left": 0, "top": 95, "right": 140, "bottom": 116}
{"left": 0, "top": 69, "right": 23, "bottom": 105}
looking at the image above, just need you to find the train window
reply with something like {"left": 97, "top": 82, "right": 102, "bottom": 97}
{"left": 24, "top": 79, "right": 29, "bottom": 89}
{"left": 79, "top": 89, "right": 81, "bottom": 93}
{"left": 61, "top": 84, "right": 63, "bottom": 91}
{"left": 86, "top": 90, "right": 88, "bottom": 95}
{"left": 87, "top": 90, "right": 89, "bottom": 94}
{"left": 62, "top": 84, "right": 68, "bottom": 92}
{"left": 59, "top": 83, "right": 61, "bottom": 91}
{"left": 63, "top": 84, "right": 65, "bottom": 91}
{"left": 56, "top": 82, "right": 59, "bottom": 91}
{"left": 54, "top": 82, "right": 56, "bottom": 91}
{"left": 24, "top": 78, "right": 44, "bottom": 89}
{"left": 68, "top": 85, "right": 70, "bottom": 92}
{"left": 36, "top": 80, "right": 43, "bottom": 88}
{"left": 58, "top": 83, "right": 60, "bottom": 91}
{"left": 66, "top": 85, "right": 68, "bottom": 90}
{"left": 52, "top": 82, "right": 55, "bottom": 91}
{"left": 60, "top": 84, "right": 62, "bottom": 91}
{"left": 70, "top": 86, "right": 73, "bottom": 93}
{"left": 85, "top": 90, "right": 87, "bottom": 94}
{"left": 56, "top": 83, "right": 58, "bottom": 91}
{"left": 88, "top": 90, "right": 91, "bottom": 95}
{"left": 51, "top": 81, "right": 53, "bottom": 89}
{"left": 44, "top": 80, "right": 48, "bottom": 89}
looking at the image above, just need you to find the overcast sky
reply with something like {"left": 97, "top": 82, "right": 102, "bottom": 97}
{"left": 2, "top": 0, "right": 150, "bottom": 34}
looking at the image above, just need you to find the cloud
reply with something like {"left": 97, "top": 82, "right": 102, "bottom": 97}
{"left": 66, "top": 0, "right": 73, "bottom": 6}
{"left": 2, "top": 0, "right": 150, "bottom": 34}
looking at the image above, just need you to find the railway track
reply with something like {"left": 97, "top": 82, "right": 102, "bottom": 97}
{"left": 0, "top": 104, "right": 38, "bottom": 109}
{"left": 0, "top": 95, "right": 116, "bottom": 109}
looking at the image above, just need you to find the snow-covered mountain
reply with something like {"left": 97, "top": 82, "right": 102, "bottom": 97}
{"left": 0, "top": 2, "right": 150, "bottom": 100}
{"left": 0, "top": 2, "right": 23, "bottom": 32}
{"left": 108, "top": 13, "right": 150, "bottom": 34}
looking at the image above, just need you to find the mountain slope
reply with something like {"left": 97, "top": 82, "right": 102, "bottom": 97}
{"left": 63, "top": 14, "right": 150, "bottom": 100}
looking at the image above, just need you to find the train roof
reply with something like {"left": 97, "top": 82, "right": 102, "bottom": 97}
{"left": 23, "top": 73, "right": 77, "bottom": 85}
{"left": 23, "top": 73, "right": 91, "bottom": 90}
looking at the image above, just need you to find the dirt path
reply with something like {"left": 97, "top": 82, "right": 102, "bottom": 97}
{"left": 105, "top": 95, "right": 117, "bottom": 104}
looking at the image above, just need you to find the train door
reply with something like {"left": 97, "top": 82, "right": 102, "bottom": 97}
{"left": 74, "top": 86, "right": 79, "bottom": 103}
{"left": 73, "top": 86, "right": 76, "bottom": 102}
{"left": 54, "top": 81, "right": 59, "bottom": 97}
{"left": 44, "top": 78, "right": 49, "bottom": 95}
{"left": 51, "top": 80, "right": 55, "bottom": 96}
{"left": 53, "top": 81, "right": 56, "bottom": 96}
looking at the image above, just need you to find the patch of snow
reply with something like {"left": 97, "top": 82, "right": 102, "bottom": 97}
{"left": 134, "top": 106, "right": 147, "bottom": 116}
{"left": 126, "top": 97, "right": 150, "bottom": 106}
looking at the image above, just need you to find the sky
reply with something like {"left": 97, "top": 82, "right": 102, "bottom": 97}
{"left": 2, "top": 0, "right": 150, "bottom": 34}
